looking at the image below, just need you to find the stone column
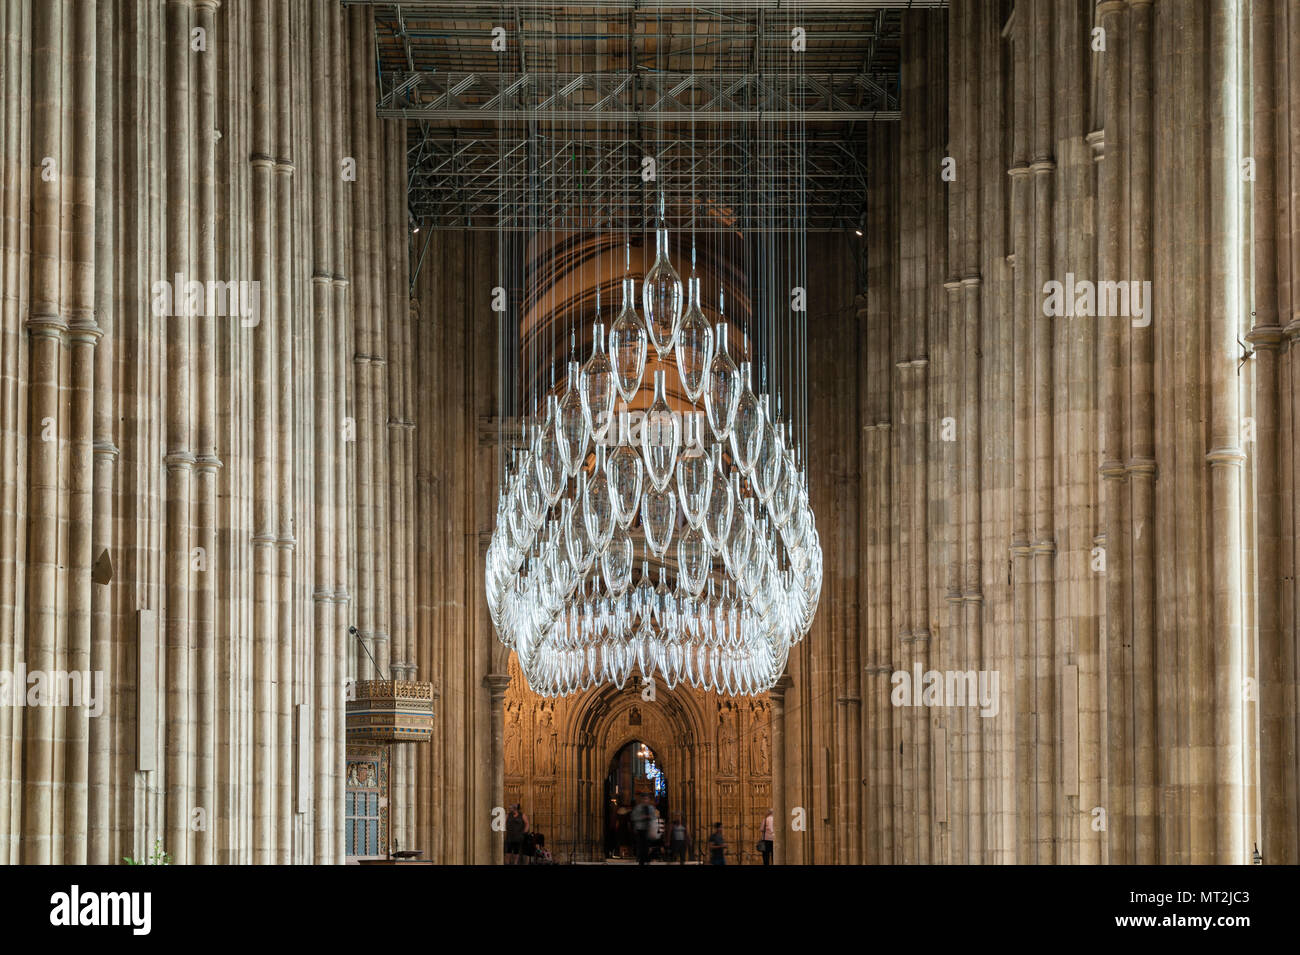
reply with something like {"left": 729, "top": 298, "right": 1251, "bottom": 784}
{"left": 309, "top": 0, "right": 336, "bottom": 865}
{"left": 1096, "top": 0, "right": 1131, "bottom": 865}
{"left": 89, "top": 0, "right": 118, "bottom": 867}
{"left": 348, "top": 7, "right": 375, "bottom": 683}
{"left": 63, "top": 0, "right": 98, "bottom": 865}
{"left": 273, "top": 0, "right": 296, "bottom": 866}
{"left": 484, "top": 674, "right": 511, "bottom": 864}
{"left": 193, "top": 0, "right": 221, "bottom": 867}
{"left": 249, "top": 0, "right": 278, "bottom": 866}
{"left": 1251, "top": 0, "right": 1296, "bottom": 866}
{"left": 769, "top": 675, "right": 792, "bottom": 864}
{"left": 331, "top": 0, "right": 353, "bottom": 868}
{"left": 1128, "top": 0, "right": 1159, "bottom": 865}
{"left": 163, "top": 0, "right": 195, "bottom": 868}
{"left": 1206, "top": 0, "right": 1247, "bottom": 864}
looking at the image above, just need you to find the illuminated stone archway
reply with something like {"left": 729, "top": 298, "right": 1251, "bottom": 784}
{"left": 502, "top": 655, "right": 775, "bottom": 862}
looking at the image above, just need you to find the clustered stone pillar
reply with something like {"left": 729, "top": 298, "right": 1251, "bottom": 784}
{"left": 772, "top": 0, "right": 1290, "bottom": 866}
{"left": 0, "top": 0, "right": 413, "bottom": 864}
{"left": 1251, "top": 0, "right": 1300, "bottom": 866}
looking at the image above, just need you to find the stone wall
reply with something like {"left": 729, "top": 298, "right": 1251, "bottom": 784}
{"left": 773, "top": 0, "right": 1299, "bottom": 865}
{"left": 0, "top": 0, "right": 412, "bottom": 864}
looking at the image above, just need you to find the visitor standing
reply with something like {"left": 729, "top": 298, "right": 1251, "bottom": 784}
{"left": 708, "top": 821, "right": 727, "bottom": 866}
{"left": 505, "top": 803, "right": 529, "bottom": 865}
{"left": 760, "top": 808, "right": 775, "bottom": 865}
{"left": 670, "top": 818, "right": 691, "bottom": 864}
{"left": 631, "top": 795, "right": 657, "bottom": 865}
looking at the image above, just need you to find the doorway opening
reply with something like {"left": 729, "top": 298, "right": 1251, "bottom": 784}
{"left": 604, "top": 740, "right": 668, "bottom": 860}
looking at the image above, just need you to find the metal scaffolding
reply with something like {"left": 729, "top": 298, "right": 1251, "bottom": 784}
{"left": 362, "top": 1, "right": 930, "bottom": 232}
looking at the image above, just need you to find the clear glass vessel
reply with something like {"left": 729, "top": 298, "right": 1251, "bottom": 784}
{"left": 643, "top": 196, "right": 683, "bottom": 356}
{"left": 607, "top": 407, "right": 644, "bottom": 529}
{"left": 610, "top": 277, "right": 647, "bottom": 402}
{"left": 676, "top": 410, "right": 712, "bottom": 527}
{"left": 675, "top": 275, "right": 712, "bottom": 402}
{"left": 730, "top": 361, "right": 763, "bottom": 474}
{"left": 580, "top": 323, "right": 616, "bottom": 441}
{"left": 556, "top": 361, "right": 589, "bottom": 477}
{"left": 640, "top": 484, "right": 677, "bottom": 558}
{"left": 582, "top": 443, "right": 614, "bottom": 548}
{"left": 704, "top": 322, "right": 741, "bottom": 441}
{"left": 641, "top": 369, "right": 681, "bottom": 492}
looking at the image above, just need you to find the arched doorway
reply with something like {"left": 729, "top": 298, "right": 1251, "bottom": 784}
{"left": 603, "top": 740, "right": 669, "bottom": 860}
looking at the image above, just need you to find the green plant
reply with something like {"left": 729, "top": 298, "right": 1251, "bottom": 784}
{"left": 123, "top": 840, "right": 172, "bottom": 865}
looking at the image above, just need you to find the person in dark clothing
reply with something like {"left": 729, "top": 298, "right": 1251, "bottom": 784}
{"left": 760, "top": 808, "right": 775, "bottom": 865}
{"left": 708, "top": 821, "right": 727, "bottom": 866}
{"left": 631, "top": 795, "right": 657, "bottom": 865}
{"left": 504, "top": 804, "right": 529, "bottom": 865}
{"left": 669, "top": 818, "right": 691, "bottom": 864}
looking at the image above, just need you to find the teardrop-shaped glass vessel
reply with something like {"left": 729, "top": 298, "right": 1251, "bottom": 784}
{"left": 643, "top": 201, "right": 683, "bottom": 356}
{"left": 535, "top": 399, "right": 567, "bottom": 506}
{"left": 675, "top": 275, "right": 713, "bottom": 402}
{"left": 704, "top": 322, "right": 741, "bottom": 441}
{"left": 677, "top": 524, "right": 709, "bottom": 597}
{"left": 606, "top": 407, "right": 643, "bottom": 529}
{"left": 580, "top": 323, "right": 616, "bottom": 442}
{"left": 640, "top": 484, "right": 677, "bottom": 558}
{"left": 609, "top": 277, "right": 647, "bottom": 402}
{"left": 730, "top": 360, "right": 763, "bottom": 474}
{"left": 752, "top": 400, "right": 783, "bottom": 503}
{"left": 582, "top": 443, "right": 615, "bottom": 548}
{"left": 722, "top": 476, "right": 751, "bottom": 576}
{"left": 602, "top": 524, "right": 634, "bottom": 597}
{"left": 675, "top": 410, "right": 712, "bottom": 527}
{"left": 641, "top": 369, "right": 681, "bottom": 492}
{"left": 702, "top": 444, "right": 733, "bottom": 553}
{"left": 564, "top": 498, "right": 594, "bottom": 574}
{"left": 556, "top": 361, "right": 589, "bottom": 477}
{"left": 770, "top": 448, "right": 798, "bottom": 527}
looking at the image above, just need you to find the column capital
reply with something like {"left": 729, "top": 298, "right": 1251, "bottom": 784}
{"left": 1086, "top": 129, "right": 1105, "bottom": 161}
{"left": 483, "top": 673, "right": 512, "bottom": 698}
{"left": 1247, "top": 324, "right": 1284, "bottom": 350}
{"left": 769, "top": 674, "right": 793, "bottom": 705}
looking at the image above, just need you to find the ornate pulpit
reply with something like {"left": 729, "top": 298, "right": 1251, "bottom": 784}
{"left": 345, "top": 680, "right": 435, "bottom": 862}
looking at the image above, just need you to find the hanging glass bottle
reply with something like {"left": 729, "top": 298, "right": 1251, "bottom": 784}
{"left": 641, "top": 369, "right": 681, "bottom": 492}
{"left": 643, "top": 194, "right": 683, "bottom": 356}
{"left": 677, "top": 525, "right": 709, "bottom": 598}
{"left": 704, "top": 321, "right": 740, "bottom": 441}
{"left": 602, "top": 524, "right": 633, "bottom": 597}
{"left": 752, "top": 403, "right": 783, "bottom": 504}
{"left": 702, "top": 444, "right": 733, "bottom": 554}
{"left": 640, "top": 484, "right": 677, "bottom": 558}
{"left": 606, "top": 406, "right": 643, "bottom": 529}
{"left": 730, "top": 360, "right": 763, "bottom": 474}
{"left": 556, "top": 361, "right": 589, "bottom": 477}
{"left": 610, "top": 276, "right": 647, "bottom": 402}
{"left": 582, "top": 442, "right": 615, "bottom": 548}
{"left": 580, "top": 323, "right": 616, "bottom": 442}
{"left": 676, "top": 410, "right": 712, "bottom": 527}
{"left": 675, "top": 275, "right": 712, "bottom": 403}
